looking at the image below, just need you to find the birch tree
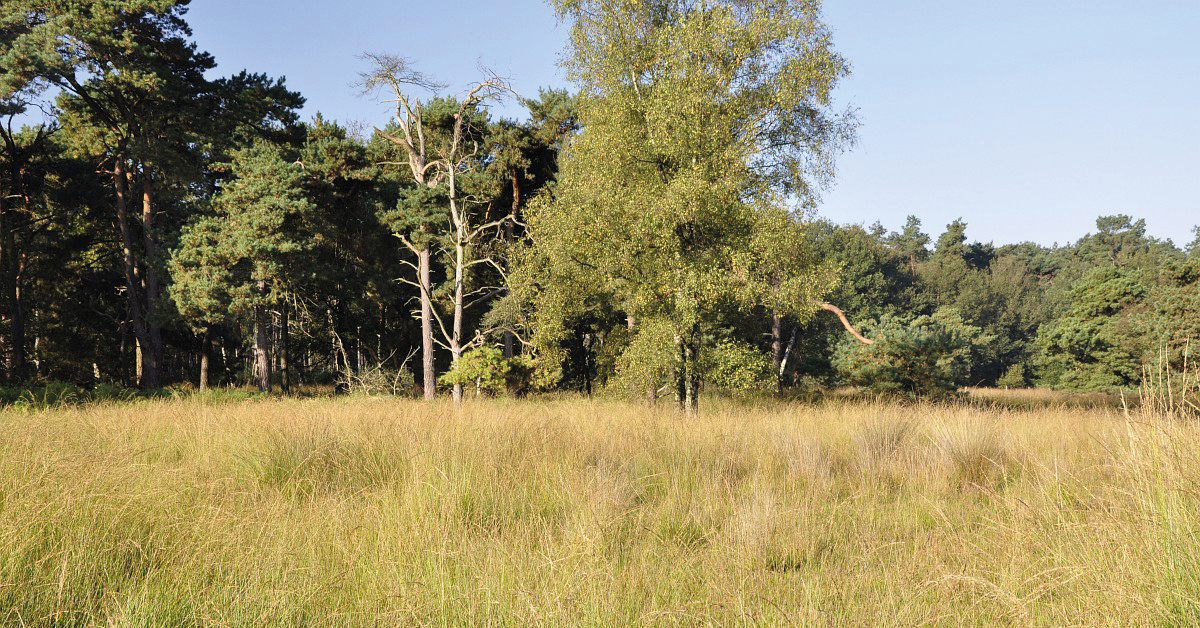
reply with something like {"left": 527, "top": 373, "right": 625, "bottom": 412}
{"left": 528, "top": 0, "right": 856, "bottom": 413}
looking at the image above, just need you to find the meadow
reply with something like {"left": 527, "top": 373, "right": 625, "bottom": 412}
{"left": 1, "top": 392, "right": 1197, "bottom": 626}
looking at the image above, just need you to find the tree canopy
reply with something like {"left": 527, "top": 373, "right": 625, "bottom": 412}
{"left": 0, "top": 1, "right": 1195, "bottom": 407}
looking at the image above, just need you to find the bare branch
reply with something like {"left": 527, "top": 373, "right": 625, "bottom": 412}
{"left": 395, "top": 277, "right": 421, "bottom": 289}
{"left": 469, "top": 216, "right": 514, "bottom": 242}
{"left": 465, "top": 287, "right": 505, "bottom": 311}
{"left": 393, "top": 232, "right": 419, "bottom": 255}
{"left": 820, "top": 303, "right": 874, "bottom": 345}
{"left": 355, "top": 52, "right": 445, "bottom": 95}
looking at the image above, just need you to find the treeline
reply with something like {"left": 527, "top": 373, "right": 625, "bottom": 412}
{"left": 0, "top": 2, "right": 578, "bottom": 398}
{"left": 796, "top": 215, "right": 1200, "bottom": 396}
{"left": 2, "top": 1, "right": 1197, "bottom": 406}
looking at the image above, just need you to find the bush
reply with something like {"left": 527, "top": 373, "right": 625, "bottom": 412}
{"left": 0, "top": 381, "right": 84, "bottom": 410}
{"left": 997, "top": 363, "right": 1027, "bottom": 389}
{"left": 341, "top": 366, "right": 417, "bottom": 397}
{"left": 700, "top": 339, "right": 774, "bottom": 393}
{"left": 833, "top": 309, "right": 982, "bottom": 399}
{"left": 439, "top": 347, "right": 533, "bottom": 396}
{"left": 92, "top": 382, "right": 142, "bottom": 403}
{"left": 0, "top": 381, "right": 163, "bottom": 410}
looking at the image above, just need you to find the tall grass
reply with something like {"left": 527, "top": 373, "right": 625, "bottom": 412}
{"left": 0, "top": 393, "right": 1196, "bottom": 625}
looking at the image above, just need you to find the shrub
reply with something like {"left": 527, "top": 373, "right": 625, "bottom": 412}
{"left": 341, "top": 366, "right": 417, "bottom": 397}
{"left": 997, "top": 363, "right": 1027, "bottom": 389}
{"left": 833, "top": 309, "right": 982, "bottom": 399}
{"left": 439, "top": 347, "right": 533, "bottom": 396}
{"left": 92, "top": 382, "right": 142, "bottom": 402}
{"left": 700, "top": 338, "right": 774, "bottom": 392}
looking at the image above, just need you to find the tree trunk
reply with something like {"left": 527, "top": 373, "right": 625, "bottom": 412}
{"left": 771, "top": 313, "right": 784, "bottom": 394}
{"left": 0, "top": 126, "right": 36, "bottom": 382}
{"left": 328, "top": 304, "right": 351, "bottom": 392}
{"left": 675, "top": 334, "right": 686, "bottom": 410}
{"left": 684, "top": 340, "right": 699, "bottom": 416}
{"left": 582, "top": 333, "right": 595, "bottom": 397}
{"left": 449, "top": 187, "right": 465, "bottom": 405}
{"left": 2, "top": 227, "right": 25, "bottom": 383}
{"left": 673, "top": 328, "right": 699, "bottom": 415}
{"left": 113, "top": 156, "right": 156, "bottom": 388}
{"left": 280, "top": 300, "right": 291, "bottom": 394}
{"left": 199, "top": 328, "right": 210, "bottom": 391}
{"left": 254, "top": 281, "right": 272, "bottom": 393}
{"left": 779, "top": 325, "right": 799, "bottom": 387}
{"left": 1, "top": 196, "right": 19, "bottom": 381}
{"left": 419, "top": 246, "right": 436, "bottom": 400}
{"left": 503, "top": 171, "right": 520, "bottom": 358}
{"left": 140, "top": 165, "right": 163, "bottom": 387}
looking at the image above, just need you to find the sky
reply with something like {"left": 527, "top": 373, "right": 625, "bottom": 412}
{"left": 185, "top": 0, "right": 1200, "bottom": 248}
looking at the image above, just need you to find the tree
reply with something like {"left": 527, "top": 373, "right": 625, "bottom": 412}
{"left": 1033, "top": 266, "right": 1147, "bottom": 391}
{"left": 529, "top": 0, "right": 855, "bottom": 413}
{"left": 0, "top": 113, "right": 53, "bottom": 382}
{"left": 1, "top": 0, "right": 301, "bottom": 388}
{"left": 833, "top": 308, "right": 987, "bottom": 399}
{"left": 361, "top": 54, "right": 511, "bottom": 403}
{"left": 483, "top": 90, "right": 580, "bottom": 358}
{"left": 170, "top": 143, "right": 314, "bottom": 392}
{"left": 888, "top": 215, "right": 930, "bottom": 274}
{"left": 737, "top": 206, "right": 839, "bottom": 392}
{"left": 934, "top": 218, "right": 968, "bottom": 259}
{"left": 358, "top": 55, "right": 446, "bottom": 399}
{"left": 1, "top": 1, "right": 209, "bottom": 386}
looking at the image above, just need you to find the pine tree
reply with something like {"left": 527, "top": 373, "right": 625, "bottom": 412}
{"left": 171, "top": 143, "right": 314, "bottom": 392}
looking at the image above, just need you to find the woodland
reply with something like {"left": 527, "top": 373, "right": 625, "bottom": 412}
{"left": 1, "top": 0, "right": 1198, "bottom": 412}
{"left": 6, "top": 2, "right": 1200, "bottom": 625}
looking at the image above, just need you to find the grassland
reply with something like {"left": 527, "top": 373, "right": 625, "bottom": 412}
{"left": 1, "top": 392, "right": 1197, "bottom": 626}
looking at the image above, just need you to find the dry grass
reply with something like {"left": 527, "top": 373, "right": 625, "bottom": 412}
{"left": 1, "top": 393, "right": 1197, "bottom": 626}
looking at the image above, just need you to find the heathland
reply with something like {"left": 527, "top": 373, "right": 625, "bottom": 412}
{"left": 2, "top": 392, "right": 1197, "bottom": 626}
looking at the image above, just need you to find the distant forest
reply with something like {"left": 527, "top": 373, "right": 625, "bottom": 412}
{"left": 1, "top": 1, "right": 1197, "bottom": 406}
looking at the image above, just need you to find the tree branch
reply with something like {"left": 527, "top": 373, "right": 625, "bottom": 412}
{"left": 820, "top": 302, "right": 873, "bottom": 345}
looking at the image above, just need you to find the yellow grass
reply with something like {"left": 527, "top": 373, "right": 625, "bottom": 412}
{"left": 1, "top": 394, "right": 1197, "bottom": 626}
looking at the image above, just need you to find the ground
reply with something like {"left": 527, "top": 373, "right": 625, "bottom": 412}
{"left": 1, "top": 392, "right": 1196, "bottom": 626}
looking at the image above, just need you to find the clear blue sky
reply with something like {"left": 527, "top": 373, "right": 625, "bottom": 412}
{"left": 186, "top": 0, "right": 1199, "bottom": 248}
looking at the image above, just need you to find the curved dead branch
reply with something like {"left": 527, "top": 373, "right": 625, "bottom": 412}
{"left": 820, "top": 303, "right": 874, "bottom": 345}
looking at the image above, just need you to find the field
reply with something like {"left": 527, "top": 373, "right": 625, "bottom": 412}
{"left": 2, "top": 393, "right": 1198, "bottom": 626}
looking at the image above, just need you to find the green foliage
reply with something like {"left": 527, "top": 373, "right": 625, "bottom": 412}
{"left": 612, "top": 318, "right": 676, "bottom": 396}
{"left": 0, "top": 381, "right": 147, "bottom": 410}
{"left": 833, "top": 309, "right": 985, "bottom": 399}
{"left": 526, "top": 0, "right": 853, "bottom": 410}
{"left": 888, "top": 215, "right": 931, "bottom": 272}
{"left": 1034, "top": 266, "right": 1147, "bottom": 391}
{"left": 700, "top": 339, "right": 774, "bottom": 393}
{"left": 170, "top": 142, "right": 314, "bottom": 326}
{"left": 4, "top": 0, "right": 1200, "bottom": 405}
{"left": 438, "top": 347, "right": 532, "bottom": 396}
{"left": 1135, "top": 258, "right": 1200, "bottom": 371}
{"left": 934, "top": 219, "right": 968, "bottom": 259}
{"left": 997, "top": 363, "right": 1028, "bottom": 389}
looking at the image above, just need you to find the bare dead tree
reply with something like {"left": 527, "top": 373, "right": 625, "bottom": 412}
{"left": 360, "top": 54, "right": 512, "bottom": 403}
{"left": 359, "top": 54, "right": 445, "bottom": 401}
